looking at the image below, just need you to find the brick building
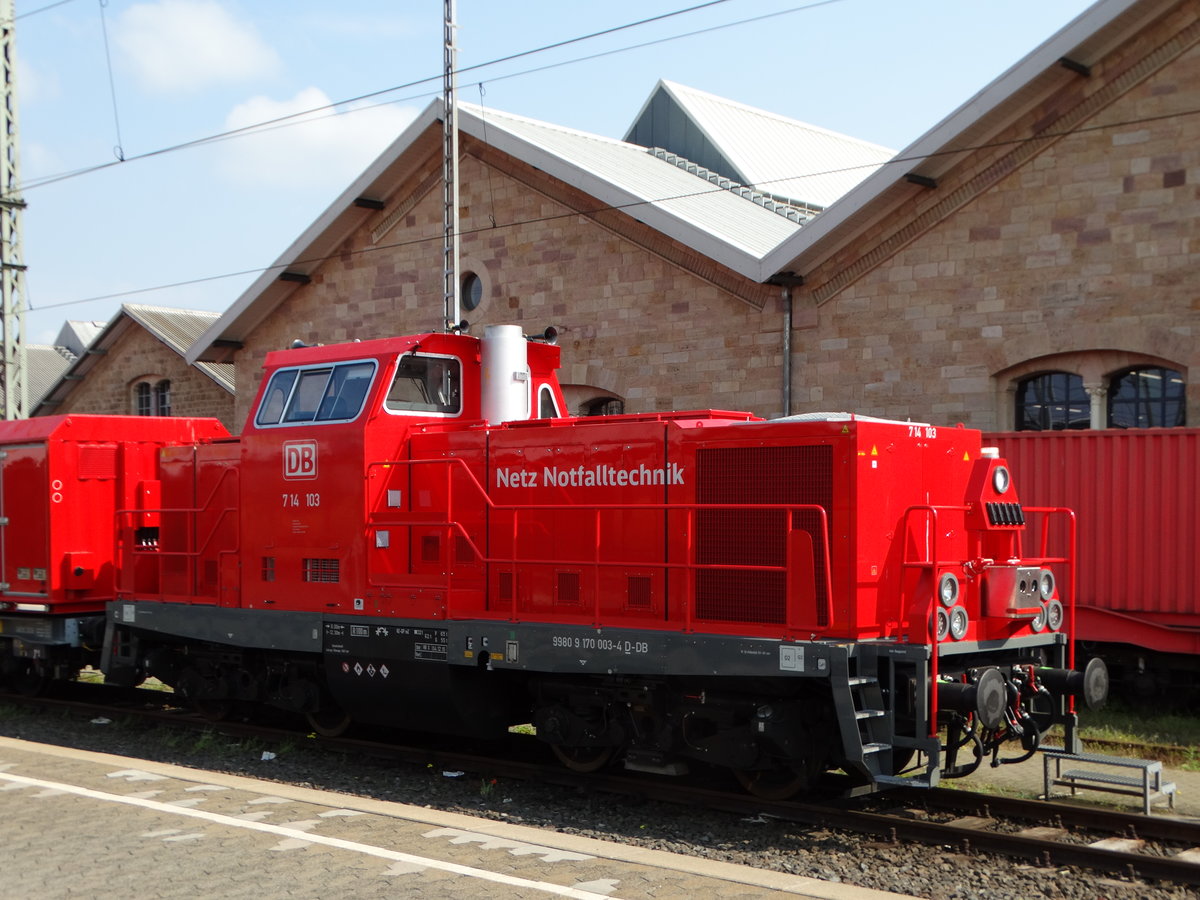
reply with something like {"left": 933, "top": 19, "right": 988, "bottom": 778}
{"left": 185, "top": 0, "right": 1194, "bottom": 435}
{"left": 36, "top": 304, "right": 235, "bottom": 432}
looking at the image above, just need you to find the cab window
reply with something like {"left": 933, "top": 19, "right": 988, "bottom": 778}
{"left": 384, "top": 354, "right": 461, "bottom": 415}
{"left": 255, "top": 361, "right": 376, "bottom": 426}
{"left": 537, "top": 384, "right": 560, "bottom": 419}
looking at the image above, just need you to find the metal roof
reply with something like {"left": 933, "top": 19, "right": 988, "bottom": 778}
{"left": 27, "top": 345, "right": 74, "bottom": 408}
{"left": 459, "top": 102, "right": 804, "bottom": 262}
{"left": 625, "top": 80, "right": 895, "bottom": 210}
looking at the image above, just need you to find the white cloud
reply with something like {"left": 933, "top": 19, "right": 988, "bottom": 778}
{"left": 216, "top": 88, "right": 418, "bottom": 190}
{"left": 17, "top": 58, "right": 58, "bottom": 105}
{"left": 115, "top": 0, "right": 281, "bottom": 94}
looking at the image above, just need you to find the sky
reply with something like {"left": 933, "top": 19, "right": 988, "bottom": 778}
{"left": 16, "top": 0, "right": 1098, "bottom": 344}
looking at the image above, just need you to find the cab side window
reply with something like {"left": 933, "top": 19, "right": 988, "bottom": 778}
{"left": 255, "top": 361, "right": 376, "bottom": 427}
{"left": 384, "top": 355, "right": 461, "bottom": 415}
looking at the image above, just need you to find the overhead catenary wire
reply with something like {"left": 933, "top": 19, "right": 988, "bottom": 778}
{"left": 19, "top": 0, "right": 841, "bottom": 192}
{"left": 30, "top": 101, "right": 1200, "bottom": 316}
{"left": 14, "top": 0, "right": 80, "bottom": 19}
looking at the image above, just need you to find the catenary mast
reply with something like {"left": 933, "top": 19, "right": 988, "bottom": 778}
{"left": 442, "top": 0, "right": 460, "bottom": 331}
{"left": 0, "top": 0, "right": 25, "bottom": 420}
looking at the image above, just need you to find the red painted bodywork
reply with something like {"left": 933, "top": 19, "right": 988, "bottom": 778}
{"left": 987, "top": 428, "right": 1200, "bottom": 653}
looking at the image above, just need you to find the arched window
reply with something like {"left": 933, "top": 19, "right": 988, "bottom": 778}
{"left": 154, "top": 380, "right": 172, "bottom": 416}
{"left": 135, "top": 382, "right": 152, "bottom": 416}
{"left": 1014, "top": 372, "right": 1089, "bottom": 431}
{"left": 1107, "top": 366, "right": 1186, "bottom": 429}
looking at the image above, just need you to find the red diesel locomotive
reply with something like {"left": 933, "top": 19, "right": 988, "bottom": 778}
{"left": 0, "top": 325, "right": 1106, "bottom": 796}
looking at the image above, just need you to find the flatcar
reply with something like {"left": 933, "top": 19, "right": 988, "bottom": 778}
{"left": 0, "top": 325, "right": 1106, "bottom": 796}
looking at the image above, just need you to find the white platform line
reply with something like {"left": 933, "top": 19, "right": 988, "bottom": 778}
{"left": 0, "top": 771, "right": 619, "bottom": 900}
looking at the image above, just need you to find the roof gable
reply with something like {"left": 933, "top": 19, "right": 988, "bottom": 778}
{"left": 34, "top": 303, "right": 234, "bottom": 415}
{"left": 625, "top": 80, "right": 896, "bottom": 210}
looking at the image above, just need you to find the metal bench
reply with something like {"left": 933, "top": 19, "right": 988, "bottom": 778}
{"left": 1042, "top": 749, "right": 1176, "bottom": 815}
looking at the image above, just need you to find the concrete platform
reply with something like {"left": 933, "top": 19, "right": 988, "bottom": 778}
{"left": 0, "top": 737, "right": 916, "bottom": 900}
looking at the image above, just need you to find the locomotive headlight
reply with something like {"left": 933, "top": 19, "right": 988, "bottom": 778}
{"left": 935, "top": 606, "right": 951, "bottom": 641}
{"left": 949, "top": 605, "right": 969, "bottom": 640}
{"left": 1046, "top": 599, "right": 1065, "bottom": 632}
{"left": 1030, "top": 605, "right": 1048, "bottom": 633}
{"left": 938, "top": 572, "right": 960, "bottom": 607}
{"left": 1039, "top": 569, "right": 1055, "bottom": 601}
{"left": 992, "top": 465, "right": 1011, "bottom": 495}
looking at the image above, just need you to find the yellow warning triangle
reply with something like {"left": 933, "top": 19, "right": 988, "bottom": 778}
{"left": 871, "top": 445, "right": 879, "bottom": 456}
{"left": 841, "top": 425, "right": 850, "bottom": 434}
{"left": 963, "top": 452, "right": 971, "bottom": 461}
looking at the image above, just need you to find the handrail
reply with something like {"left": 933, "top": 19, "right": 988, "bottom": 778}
{"left": 1021, "top": 505, "right": 1078, "bottom": 672}
{"left": 364, "top": 457, "right": 835, "bottom": 632}
{"left": 114, "top": 467, "right": 241, "bottom": 600}
{"left": 899, "top": 504, "right": 965, "bottom": 735}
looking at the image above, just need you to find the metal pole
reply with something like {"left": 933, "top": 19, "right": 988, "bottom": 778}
{"left": 0, "top": 0, "right": 26, "bottom": 420}
{"left": 442, "top": 0, "right": 461, "bottom": 331}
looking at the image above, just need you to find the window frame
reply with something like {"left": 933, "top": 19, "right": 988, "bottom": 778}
{"left": 254, "top": 359, "right": 378, "bottom": 428}
{"left": 536, "top": 384, "right": 561, "bottom": 419}
{"left": 1014, "top": 371, "right": 1089, "bottom": 432}
{"left": 1107, "top": 365, "right": 1186, "bottom": 429}
{"left": 381, "top": 352, "right": 464, "bottom": 419}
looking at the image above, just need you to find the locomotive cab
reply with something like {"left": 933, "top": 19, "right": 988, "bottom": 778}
{"left": 234, "top": 326, "right": 566, "bottom": 617}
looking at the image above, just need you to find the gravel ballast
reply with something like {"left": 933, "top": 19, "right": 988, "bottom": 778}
{"left": 0, "top": 703, "right": 1194, "bottom": 900}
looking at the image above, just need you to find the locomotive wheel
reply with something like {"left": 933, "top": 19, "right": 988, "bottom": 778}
{"left": 6, "top": 664, "right": 49, "bottom": 697}
{"left": 551, "top": 744, "right": 615, "bottom": 773}
{"left": 306, "top": 707, "right": 352, "bottom": 738}
{"left": 734, "top": 765, "right": 808, "bottom": 800}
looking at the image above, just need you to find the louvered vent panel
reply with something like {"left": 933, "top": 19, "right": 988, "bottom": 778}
{"left": 695, "top": 445, "right": 833, "bottom": 626}
{"left": 626, "top": 575, "right": 652, "bottom": 610}
{"left": 556, "top": 572, "right": 581, "bottom": 606}
{"left": 78, "top": 444, "right": 118, "bottom": 480}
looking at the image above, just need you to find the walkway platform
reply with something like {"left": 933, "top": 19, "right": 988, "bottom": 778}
{"left": 0, "top": 736, "right": 913, "bottom": 900}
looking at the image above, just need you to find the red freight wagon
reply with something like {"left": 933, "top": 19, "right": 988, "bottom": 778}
{"left": 0, "top": 415, "right": 229, "bottom": 685}
{"left": 985, "top": 428, "right": 1200, "bottom": 690}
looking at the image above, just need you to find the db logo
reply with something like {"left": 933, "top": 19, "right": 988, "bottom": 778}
{"left": 283, "top": 440, "right": 318, "bottom": 480}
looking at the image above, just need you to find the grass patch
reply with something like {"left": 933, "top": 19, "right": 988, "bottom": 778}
{"left": 1048, "top": 700, "right": 1200, "bottom": 768}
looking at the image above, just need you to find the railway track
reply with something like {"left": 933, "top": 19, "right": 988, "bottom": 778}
{"left": 6, "top": 685, "right": 1200, "bottom": 890}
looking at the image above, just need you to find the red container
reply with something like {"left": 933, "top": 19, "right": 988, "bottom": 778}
{"left": 985, "top": 428, "right": 1200, "bottom": 653}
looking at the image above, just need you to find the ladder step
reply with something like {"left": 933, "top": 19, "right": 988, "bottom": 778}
{"left": 856, "top": 709, "right": 886, "bottom": 720}
{"left": 847, "top": 675, "right": 878, "bottom": 686}
{"left": 862, "top": 742, "right": 891, "bottom": 754}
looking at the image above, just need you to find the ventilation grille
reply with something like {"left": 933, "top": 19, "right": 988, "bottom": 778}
{"left": 626, "top": 575, "right": 652, "bottom": 610}
{"left": 78, "top": 444, "right": 118, "bottom": 480}
{"left": 556, "top": 572, "right": 581, "bottom": 606}
{"left": 303, "top": 558, "right": 340, "bottom": 583}
{"left": 986, "top": 502, "right": 1026, "bottom": 526}
{"left": 695, "top": 445, "right": 833, "bottom": 626}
